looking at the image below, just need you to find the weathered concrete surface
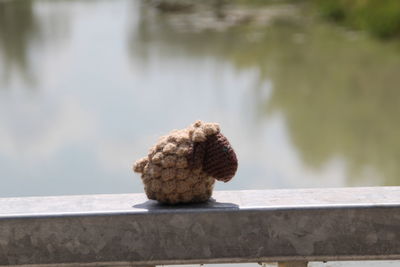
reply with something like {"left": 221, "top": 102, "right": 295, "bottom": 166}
{"left": 0, "top": 187, "right": 400, "bottom": 266}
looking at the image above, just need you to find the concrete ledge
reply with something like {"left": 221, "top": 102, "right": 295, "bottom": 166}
{"left": 0, "top": 187, "right": 400, "bottom": 266}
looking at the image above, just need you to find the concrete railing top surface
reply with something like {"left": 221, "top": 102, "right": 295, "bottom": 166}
{"left": 1, "top": 187, "right": 400, "bottom": 219}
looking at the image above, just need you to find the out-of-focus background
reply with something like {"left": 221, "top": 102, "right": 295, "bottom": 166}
{"left": 1, "top": 0, "right": 400, "bottom": 265}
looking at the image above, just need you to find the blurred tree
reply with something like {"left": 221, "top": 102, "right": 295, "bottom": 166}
{"left": 314, "top": 0, "right": 400, "bottom": 39}
{"left": 260, "top": 22, "right": 400, "bottom": 185}
{"left": 0, "top": 0, "right": 40, "bottom": 86}
{"left": 129, "top": 1, "right": 400, "bottom": 185}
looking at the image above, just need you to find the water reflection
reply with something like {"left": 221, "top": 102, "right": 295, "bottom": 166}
{"left": 260, "top": 23, "right": 400, "bottom": 186}
{"left": 0, "top": 0, "right": 71, "bottom": 87}
{"left": 1, "top": 0, "right": 400, "bottom": 199}
{"left": 130, "top": 1, "right": 400, "bottom": 185}
{"left": 0, "top": 0, "right": 39, "bottom": 86}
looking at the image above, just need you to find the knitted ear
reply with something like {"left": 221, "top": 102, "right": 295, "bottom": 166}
{"left": 189, "top": 132, "right": 238, "bottom": 182}
{"left": 203, "top": 132, "right": 238, "bottom": 182}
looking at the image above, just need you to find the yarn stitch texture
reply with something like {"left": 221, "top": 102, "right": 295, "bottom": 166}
{"left": 133, "top": 120, "right": 238, "bottom": 204}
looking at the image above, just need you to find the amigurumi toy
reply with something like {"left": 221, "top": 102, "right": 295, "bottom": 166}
{"left": 133, "top": 120, "right": 238, "bottom": 204}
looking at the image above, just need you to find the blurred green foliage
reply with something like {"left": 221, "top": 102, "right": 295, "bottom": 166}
{"left": 132, "top": 2, "right": 400, "bottom": 185}
{"left": 315, "top": 0, "right": 400, "bottom": 39}
{"left": 0, "top": 0, "right": 38, "bottom": 85}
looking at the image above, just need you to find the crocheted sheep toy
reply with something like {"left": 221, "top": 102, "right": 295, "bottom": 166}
{"left": 133, "top": 120, "right": 238, "bottom": 204}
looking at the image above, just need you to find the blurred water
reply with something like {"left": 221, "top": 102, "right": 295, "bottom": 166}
{"left": 1, "top": 0, "right": 400, "bottom": 194}
{"left": 1, "top": 0, "right": 400, "bottom": 266}
{"left": 2, "top": 0, "right": 400, "bottom": 198}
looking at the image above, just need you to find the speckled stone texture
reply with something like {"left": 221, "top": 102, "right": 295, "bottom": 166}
{"left": 1, "top": 188, "right": 400, "bottom": 266}
{"left": 133, "top": 120, "right": 238, "bottom": 204}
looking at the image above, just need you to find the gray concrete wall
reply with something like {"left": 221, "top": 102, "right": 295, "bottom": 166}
{"left": 0, "top": 187, "right": 400, "bottom": 266}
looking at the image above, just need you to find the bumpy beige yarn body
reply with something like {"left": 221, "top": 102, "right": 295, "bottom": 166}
{"left": 133, "top": 121, "right": 238, "bottom": 204}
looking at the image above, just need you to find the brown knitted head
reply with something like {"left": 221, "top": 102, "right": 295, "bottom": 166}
{"left": 133, "top": 120, "right": 238, "bottom": 204}
{"left": 190, "top": 132, "right": 237, "bottom": 182}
